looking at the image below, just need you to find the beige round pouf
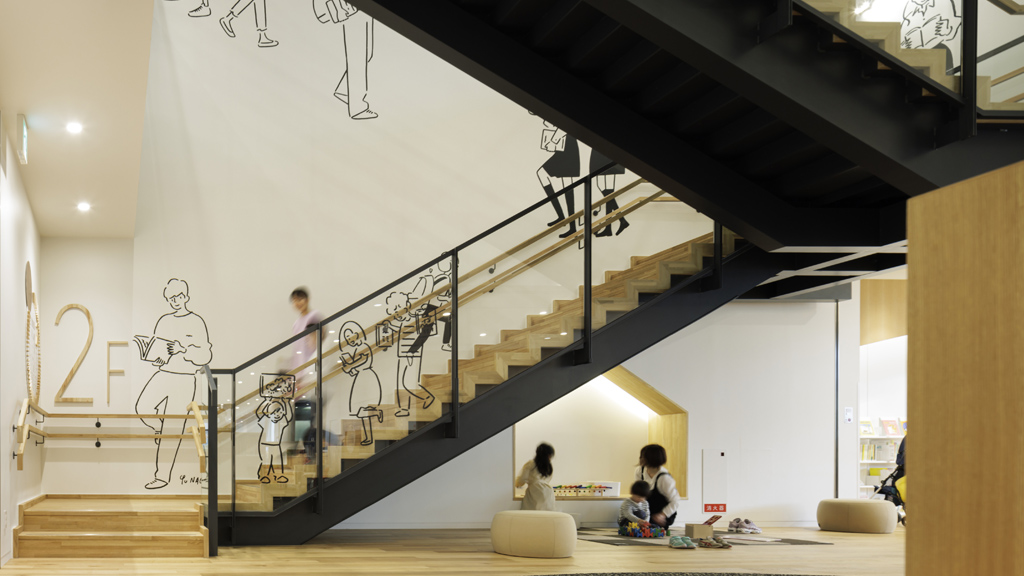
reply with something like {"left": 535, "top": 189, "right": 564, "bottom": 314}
{"left": 490, "top": 510, "right": 577, "bottom": 558}
{"left": 817, "top": 498, "right": 897, "bottom": 534}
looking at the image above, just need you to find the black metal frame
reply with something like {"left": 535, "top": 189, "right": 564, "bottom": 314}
{"left": 210, "top": 160, "right": 632, "bottom": 528}
{"left": 203, "top": 366, "right": 219, "bottom": 557}
{"left": 218, "top": 244, "right": 787, "bottom": 545}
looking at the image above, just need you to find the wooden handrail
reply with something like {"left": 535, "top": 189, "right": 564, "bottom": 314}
{"left": 222, "top": 190, "right": 672, "bottom": 430}
{"left": 45, "top": 433, "right": 191, "bottom": 439}
{"left": 27, "top": 398, "right": 199, "bottom": 419}
{"left": 189, "top": 426, "right": 206, "bottom": 474}
{"left": 188, "top": 401, "right": 206, "bottom": 444}
{"left": 16, "top": 399, "right": 30, "bottom": 471}
{"left": 992, "top": 64, "right": 1024, "bottom": 87}
{"left": 1003, "top": 90, "right": 1024, "bottom": 103}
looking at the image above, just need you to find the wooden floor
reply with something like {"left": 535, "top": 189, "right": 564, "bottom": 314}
{"left": 1, "top": 525, "right": 904, "bottom": 575}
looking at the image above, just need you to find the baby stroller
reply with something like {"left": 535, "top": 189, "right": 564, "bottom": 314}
{"left": 873, "top": 436, "right": 906, "bottom": 526}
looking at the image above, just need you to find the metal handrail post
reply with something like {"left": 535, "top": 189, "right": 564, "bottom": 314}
{"left": 960, "top": 0, "right": 978, "bottom": 139}
{"left": 230, "top": 371, "right": 236, "bottom": 544}
{"left": 448, "top": 250, "right": 460, "bottom": 438}
{"left": 576, "top": 178, "right": 593, "bottom": 365}
{"left": 714, "top": 222, "right": 723, "bottom": 289}
{"left": 204, "top": 366, "right": 218, "bottom": 557}
{"left": 316, "top": 327, "right": 324, "bottom": 514}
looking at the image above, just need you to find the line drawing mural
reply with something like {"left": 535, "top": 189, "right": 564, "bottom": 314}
{"left": 315, "top": 0, "right": 378, "bottom": 119}
{"left": 901, "top": 0, "right": 962, "bottom": 69}
{"left": 590, "top": 149, "right": 630, "bottom": 237}
{"left": 256, "top": 374, "right": 296, "bottom": 483}
{"left": 134, "top": 279, "right": 213, "bottom": 490}
{"left": 185, "top": 0, "right": 212, "bottom": 18}
{"left": 381, "top": 289, "right": 437, "bottom": 418}
{"left": 339, "top": 321, "right": 383, "bottom": 446}
{"left": 535, "top": 117, "right": 581, "bottom": 238}
{"left": 220, "top": 0, "right": 279, "bottom": 47}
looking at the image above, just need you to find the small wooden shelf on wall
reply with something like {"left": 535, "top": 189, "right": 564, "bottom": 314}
{"left": 513, "top": 495, "right": 624, "bottom": 502}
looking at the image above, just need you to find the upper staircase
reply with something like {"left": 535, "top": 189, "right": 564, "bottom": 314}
{"left": 353, "top": 0, "right": 1024, "bottom": 252}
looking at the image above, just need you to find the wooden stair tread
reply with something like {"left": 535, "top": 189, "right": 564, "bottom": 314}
{"left": 19, "top": 530, "right": 204, "bottom": 538}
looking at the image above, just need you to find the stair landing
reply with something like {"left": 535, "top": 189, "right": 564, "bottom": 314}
{"left": 14, "top": 495, "right": 208, "bottom": 558}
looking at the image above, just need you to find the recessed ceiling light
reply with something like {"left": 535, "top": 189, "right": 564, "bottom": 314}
{"left": 66, "top": 122, "right": 83, "bottom": 134}
{"left": 479, "top": 333, "right": 487, "bottom": 337}
{"left": 77, "top": 202, "right": 91, "bottom": 212}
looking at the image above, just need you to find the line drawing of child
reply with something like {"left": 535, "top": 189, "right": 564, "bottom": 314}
{"left": 256, "top": 375, "right": 295, "bottom": 483}
{"left": 383, "top": 290, "right": 436, "bottom": 417}
{"left": 339, "top": 321, "right": 383, "bottom": 446}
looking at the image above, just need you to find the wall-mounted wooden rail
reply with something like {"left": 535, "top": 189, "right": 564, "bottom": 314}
{"left": 14, "top": 398, "right": 211, "bottom": 470}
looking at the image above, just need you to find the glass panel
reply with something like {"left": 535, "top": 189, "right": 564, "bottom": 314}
{"left": 211, "top": 374, "right": 234, "bottom": 515}
{"left": 317, "top": 261, "right": 454, "bottom": 484}
{"left": 455, "top": 181, "right": 586, "bottom": 405}
{"left": 807, "top": 0, "right": 963, "bottom": 94}
{"left": 229, "top": 337, "right": 317, "bottom": 511}
{"left": 588, "top": 172, "right": 718, "bottom": 331}
{"left": 977, "top": 1, "right": 1024, "bottom": 111}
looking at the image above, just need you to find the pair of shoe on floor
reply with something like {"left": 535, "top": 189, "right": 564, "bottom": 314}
{"left": 727, "top": 518, "right": 762, "bottom": 534}
{"left": 669, "top": 535, "right": 732, "bottom": 549}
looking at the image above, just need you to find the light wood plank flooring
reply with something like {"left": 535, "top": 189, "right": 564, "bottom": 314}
{"left": 1, "top": 526, "right": 904, "bottom": 575}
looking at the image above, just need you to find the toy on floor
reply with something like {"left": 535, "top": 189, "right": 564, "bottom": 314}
{"left": 618, "top": 522, "right": 668, "bottom": 538}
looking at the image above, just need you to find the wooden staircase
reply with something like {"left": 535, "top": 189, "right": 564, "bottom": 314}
{"left": 420, "top": 231, "right": 729, "bottom": 405}
{"left": 805, "top": 0, "right": 1024, "bottom": 110}
{"left": 225, "top": 231, "right": 729, "bottom": 512}
{"left": 14, "top": 495, "right": 208, "bottom": 558}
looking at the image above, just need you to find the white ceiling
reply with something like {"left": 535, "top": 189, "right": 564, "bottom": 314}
{"left": 0, "top": 0, "right": 154, "bottom": 238}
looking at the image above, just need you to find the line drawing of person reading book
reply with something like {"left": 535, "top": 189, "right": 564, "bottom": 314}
{"left": 256, "top": 374, "right": 295, "bottom": 483}
{"left": 134, "top": 278, "right": 213, "bottom": 490}
{"left": 901, "top": 0, "right": 962, "bottom": 69}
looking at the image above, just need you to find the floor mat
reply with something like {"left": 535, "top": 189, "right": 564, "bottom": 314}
{"left": 576, "top": 528, "right": 832, "bottom": 547}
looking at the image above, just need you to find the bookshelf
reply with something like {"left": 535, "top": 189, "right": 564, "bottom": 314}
{"left": 858, "top": 422, "right": 904, "bottom": 496}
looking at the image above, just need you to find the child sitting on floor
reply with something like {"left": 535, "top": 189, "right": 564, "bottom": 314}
{"left": 618, "top": 481, "right": 651, "bottom": 527}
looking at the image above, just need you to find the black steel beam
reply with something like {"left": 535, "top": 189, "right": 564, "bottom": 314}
{"left": 583, "top": 0, "right": 1024, "bottom": 195}
{"left": 348, "top": 0, "right": 889, "bottom": 249}
{"left": 220, "top": 246, "right": 787, "bottom": 545}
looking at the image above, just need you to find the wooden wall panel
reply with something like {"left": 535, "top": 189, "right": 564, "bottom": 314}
{"left": 860, "top": 279, "right": 907, "bottom": 345}
{"left": 648, "top": 413, "right": 688, "bottom": 499}
{"left": 907, "top": 160, "right": 1024, "bottom": 576}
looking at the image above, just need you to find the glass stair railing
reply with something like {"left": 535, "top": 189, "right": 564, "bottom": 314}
{"left": 207, "top": 164, "right": 738, "bottom": 518}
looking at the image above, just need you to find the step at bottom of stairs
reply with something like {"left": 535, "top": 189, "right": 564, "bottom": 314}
{"left": 15, "top": 495, "right": 208, "bottom": 558}
{"left": 17, "top": 531, "right": 207, "bottom": 558}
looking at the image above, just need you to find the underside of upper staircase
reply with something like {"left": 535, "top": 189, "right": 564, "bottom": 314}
{"left": 222, "top": 231, "right": 787, "bottom": 545}
{"left": 353, "top": 0, "right": 1024, "bottom": 252}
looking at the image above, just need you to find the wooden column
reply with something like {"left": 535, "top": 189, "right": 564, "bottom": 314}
{"left": 907, "top": 160, "right": 1024, "bottom": 576}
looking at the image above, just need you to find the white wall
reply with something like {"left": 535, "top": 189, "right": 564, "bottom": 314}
{"left": 514, "top": 377, "right": 651, "bottom": 493}
{"left": 0, "top": 134, "right": 42, "bottom": 563}
{"left": 332, "top": 299, "right": 860, "bottom": 530}
{"left": 622, "top": 299, "right": 860, "bottom": 527}
{"left": 859, "top": 335, "right": 908, "bottom": 425}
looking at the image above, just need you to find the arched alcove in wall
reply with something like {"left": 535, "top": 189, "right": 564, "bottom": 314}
{"left": 512, "top": 366, "right": 687, "bottom": 500}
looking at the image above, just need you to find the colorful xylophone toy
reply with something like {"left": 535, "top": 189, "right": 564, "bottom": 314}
{"left": 618, "top": 522, "right": 668, "bottom": 538}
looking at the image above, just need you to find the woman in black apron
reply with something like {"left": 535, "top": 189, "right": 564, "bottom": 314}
{"left": 635, "top": 444, "right": 681, "bottom": 528}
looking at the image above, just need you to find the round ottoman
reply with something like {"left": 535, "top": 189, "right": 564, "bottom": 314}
{"left": 817, "top": 498, "right": 897, "bottom": 534}
{"left": 490, "top": 510, "right": 577, "bottom": 558}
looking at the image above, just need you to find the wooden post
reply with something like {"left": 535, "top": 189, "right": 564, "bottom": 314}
{"left": 907, "top": 160, "right": 1024, "bottom": 576}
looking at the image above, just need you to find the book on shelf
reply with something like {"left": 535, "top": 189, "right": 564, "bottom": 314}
{"left": 859, "top": 420, "right": 875, "bottom": 436}
{"left": 880, "top": 419, "right": 901, "bottom": 436}
{"left": 899, "top": 419, "right": 908, "bottom": 434}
